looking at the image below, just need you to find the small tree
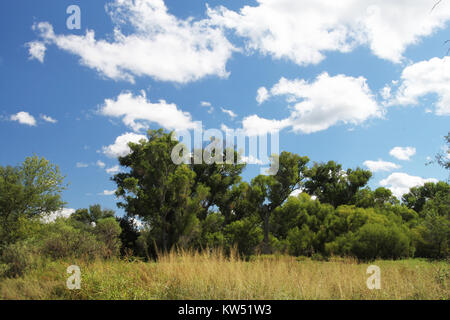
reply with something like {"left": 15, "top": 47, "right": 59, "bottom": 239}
{"left": 0, "top": 155, "right": 66, "bottom": 246}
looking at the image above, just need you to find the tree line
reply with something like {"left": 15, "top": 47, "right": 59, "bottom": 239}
{"left": 0, "top": 129, "right": 449, "bottom": 276}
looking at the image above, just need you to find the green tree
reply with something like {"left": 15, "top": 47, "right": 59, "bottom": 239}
{"left": 0, "top": 155, "right": 66, "bottom": 246}
{"left": 304, "top": 161, "right": 372, "bottom": 208}
{"left": 402, "top": 182, "right": 449, "bottom": 215}
{"left": 249, "top": 152, "right": 309, "bottom": 253}
{"left": 113, "top": 129, "right": 204, "bottom": 252}
{"left": 70, "top": 204, "right": 115, "bottom": 226}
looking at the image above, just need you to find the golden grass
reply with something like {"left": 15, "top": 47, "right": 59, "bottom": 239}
{"left": 0, "top": 249, "right": 448, "bottom": 300}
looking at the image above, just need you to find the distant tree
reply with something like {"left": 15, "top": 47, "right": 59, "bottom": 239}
{"left": 304, "top": 161, "right": 372, "bottom": 208}
{"left": 70, "top": 204, "right": 115, "bottom": 226}
{"left": 249, "top": 152, "right": 309, "bottom": 253}
{"left": 0, "top": 155, "right": 66, "bottom": 246}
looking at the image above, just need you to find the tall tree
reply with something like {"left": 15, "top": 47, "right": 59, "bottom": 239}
{"left": 113, "top": 129, "right": 205, "bottom": 252}
{"left": 250, "top": 152, "right": 309, "bottom": 253}
{"left": 304, "top": 161, "right": 372, "bottom": 208}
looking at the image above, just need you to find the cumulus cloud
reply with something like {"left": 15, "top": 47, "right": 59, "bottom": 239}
{"left": 102, "top": 132, "right": 147, "bottom": 158}
{"left": 221, "top": 107, "right": 237, "bottom": 119}
{"left": 100, "top": 91, "right": 198, "bottom": 132}
{"left": 10, "top": 112, "right": 37, "bottom": 126}
{"left": 380, "top": 172, "right": 438, "bottom": 199}
{"left": 241, "top": 73, "right": 382, "bottom": 136}
{"left": 389, "top": 147, "right": 416, "bottom": 161}
{"left": 256, "top": 87, "right": 269, "bottom": 105}
{"left": 42, "top": 208, "right": 76, "bottom": 223}
{"left": 363, "top": 159, "right": 401, "bottom": 172}
{"left": 388, "top": 56, "right": 450, "bottom": 115}
{"left": 41, "top": 114, "right": 57, "bottom": 123}
{"left": 31, "top": 0, "right": 235, "bottom": 83}
{"left": 208, "top": 0, "right": 450, "bottom": 65}
{"left": 240, "top": 115, "right": 290, "bottom": 136}
{"left": 26, "top": 41, "right": 46, "bottom": 63}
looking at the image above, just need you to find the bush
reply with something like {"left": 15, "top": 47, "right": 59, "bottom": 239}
{"left": 224, "top": 218, "right": 263, "bottom": 257}
{"left": 0, "top": 241, "right": 39, "bottom": 277}
{"left": 351, "top": 223, "right": 412, "bottom": 260}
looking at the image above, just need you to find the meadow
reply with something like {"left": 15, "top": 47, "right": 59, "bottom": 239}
{"left": 0, "top": 250, "right": 448, "bottom": 300}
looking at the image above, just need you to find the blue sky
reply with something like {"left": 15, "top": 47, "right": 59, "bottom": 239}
{"left": 0, "top": 0, "right": 449, "bottom": 216}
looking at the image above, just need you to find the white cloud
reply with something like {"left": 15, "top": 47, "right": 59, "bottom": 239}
{"left": 26, "top": 41, "right": 46, "bottom": 63}
{"left": 256, "top": 87, "right": 269, "bottom": 105}
{"left": 363, "top": 159, "right": 401, "bottom": 172}
{"left": 221, "top": 107, "right": 237, "bottom": 119}
{"left": 96, "top": 160, "right": 106, "bottom": 168}
{"left": 76, "top": 162, "right": 89, "bottom": 168}
{"left": 100, "top": 91, "right": 198, "bottom": 132}
{"left": 10, "top": 111, "right": 37, "bottom": 126}
{"left": 31, "top": 0, "right": 235, "bottom": 83}
{"left": 99, "top": 190, "right": 116, "bottom": 196}
{"left": 102, "top": 132, "right": 147, "bottom": 158}
{"left": 389, "top": 56, "right": 450, "bottom": 115}
{"left": 242, "top": 115, "right": 291, "bottom": 136}
{"left": 42, "top": 208, "right": 76, "bottom": 223}
{"left": 41, "top": 114, "right": 57, "bottom": 123}
{"left": 389, "top": 147, "right": 416, "bottom": 161}
{"left": 208, "top": 0, "right": 450, "bottom": 65}
{"left": 242, "top": 73, "right": 382, "bottom": 135}
{"left": 106, "top": 165, "right": 121, "bottom": 174}
{"left": 380, "top": 172, "right": 438, "bottom": 199}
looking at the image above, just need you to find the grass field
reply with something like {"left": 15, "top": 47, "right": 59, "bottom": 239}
{"left": 0, "top": 250, "right": 448, "bottom": 300}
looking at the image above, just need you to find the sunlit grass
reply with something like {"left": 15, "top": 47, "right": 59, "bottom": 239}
{"left": 0, "top": 249, "right": 448, "bottom": 300}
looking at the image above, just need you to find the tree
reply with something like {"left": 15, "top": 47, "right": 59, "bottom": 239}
{"left": 70, "top": 204, "right": 115, "bottom": 226}
{"left": 0, "top": 155, "right": 66, "bottom": 246}
{"left": 113, "top": 129, "right": 205, "bottom": 252}
{"left": 189, "top": 147, "right": 246, "bottom": 221}
{"left": 435, "top": 132, "right": 450, "bottom": 178}
{"left": 304, "top": 161, "right": 372, "bottom": 208}
{"left": 94, "top": 217, "right": 122, "bottom": 258}
{"left": 249, "top": 152, "right": 309, "bottom": 253}
{"left": 402, "top": 181, "right": 450, "bottom": 215}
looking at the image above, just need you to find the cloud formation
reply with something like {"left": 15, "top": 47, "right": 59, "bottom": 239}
{"left": 242, "top": 73, "right": 382, "bottom": 136}
{"left": 208, "top": 0, "right": 450, "bottom": 65}
{"left": 363, "top": 159, "right": 401, "bottom": 172}
{"left": 389, "top": 147, "right": 416, "bottom": 161}
{"left": 388, "top": 56, "right": 450, "bottom": 115}
{"left": 10, "top": 112, "right": 37, "bottom": 126}
{"left": 31, "top": 0, "right": 235, "bottom": 83}
{"left": 100, "top": 91, "right": 198, "bottom": 133}
{"left": 102, "top": 132, "right": 148, "bottom": 158}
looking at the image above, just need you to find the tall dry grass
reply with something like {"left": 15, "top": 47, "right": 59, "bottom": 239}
{"left": 0, "top": 249, "right": 448, "bottom": 300}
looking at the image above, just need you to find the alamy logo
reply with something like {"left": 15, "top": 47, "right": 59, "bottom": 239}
{"left": 66, "top": 5, "right": 81, "bottom": 30}
{"left": 171, "top": 126, "right": 280, "bottom": 175}
{"left": 366, "top": 265, "right": 381, "bottom": 290}
{"left": 66, "top": 265, "right": 81, "bottom": 290}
